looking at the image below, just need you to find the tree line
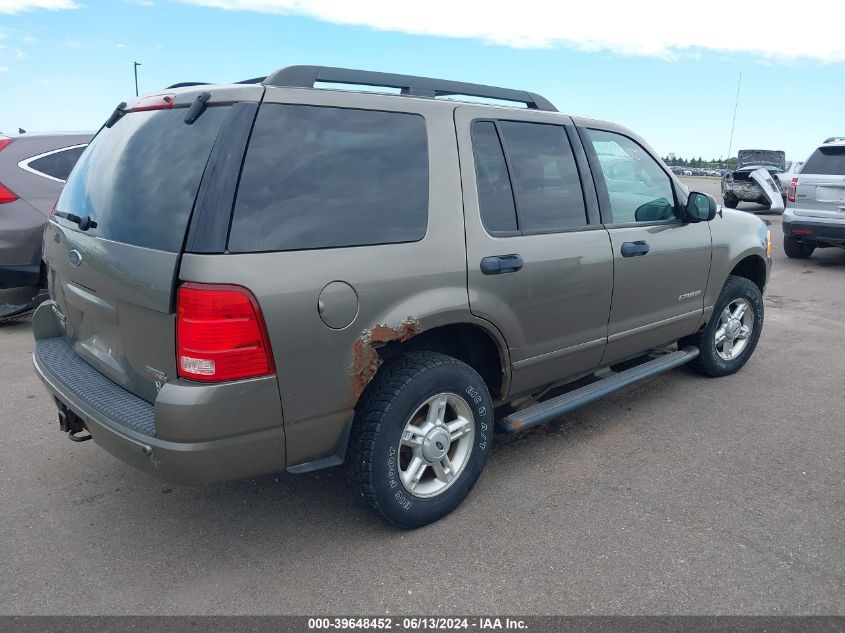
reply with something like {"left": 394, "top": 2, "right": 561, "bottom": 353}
{"left": 661, "top": 153, "right": 738, "bottom": 169}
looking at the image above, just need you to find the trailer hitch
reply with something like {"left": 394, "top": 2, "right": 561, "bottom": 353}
{"left": 57, "top": 402, "right": 91, "bottom": 441}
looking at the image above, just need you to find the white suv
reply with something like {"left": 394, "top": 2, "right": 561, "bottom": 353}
{"left": 782, "top": 138, "right": 845, "bottom": 258}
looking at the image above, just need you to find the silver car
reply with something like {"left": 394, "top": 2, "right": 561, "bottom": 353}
{"left": 782, "top": 138, "right": 845, "bottom": 258}
{"left": 0, "top": 132, "right": 92, "bottom": 289}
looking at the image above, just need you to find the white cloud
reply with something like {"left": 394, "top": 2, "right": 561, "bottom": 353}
{"left": 62, "top": 37, "right": 81, "bottom": 48}
{"left": 0, "top": 0, "right": 83, "bottom": 13}
{"left": 22, "top": 35, "right": 37, "bottom": 43}
{"left": 0, "top": 65, "right": 9, "bottom": 72}
{"left": 177, "top": 0, "right": 845, "bottom": 62}
{"left": 115, "top": 42, "right": 127, "bottom": 47}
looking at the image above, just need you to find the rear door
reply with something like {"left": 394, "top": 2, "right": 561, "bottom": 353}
{"left": 793, "top": 145, "right": 845, "bottom": 219}
{"left": 579, "top": 125, "right": 712, "bottom": 365}
{"left": 456, "top": 106, "right": 613, "bottom": 396}
{"left": 45, "top": 88, "right": 260, "bottom": 402}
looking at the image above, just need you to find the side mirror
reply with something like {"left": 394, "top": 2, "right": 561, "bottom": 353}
{"left": 685, "top": 191, "right": 718, "bottom": 222}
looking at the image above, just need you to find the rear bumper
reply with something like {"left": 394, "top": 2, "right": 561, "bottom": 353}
{"left": 31, "top": 303, "right": 286, "bottom": 484}
{"left": 782, "top": 217, "right": 845, "bottom": 245}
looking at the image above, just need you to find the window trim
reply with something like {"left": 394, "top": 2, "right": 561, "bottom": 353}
{"left": 578, "top": 126, "right": 683, "bottom": 228}
{"left": 471, "top": 117, "right": 591, "bottom": 238}
{"left": 17, "top": 143, "right": 88, "bottom": 183}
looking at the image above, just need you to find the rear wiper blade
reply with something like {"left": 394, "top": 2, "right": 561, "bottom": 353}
{"left": 184, "top": 92, "right": 211, "bottom": 125}
{"left": 54, "top": 210, "right": 97, "bottom": 231}
{"left": 104, "top": 101, "right": 128, "bottom": 129}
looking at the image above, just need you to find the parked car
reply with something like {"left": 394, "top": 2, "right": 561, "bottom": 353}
{"left": 782, "top": 138, "right": 845, "bottom": 258}
{"left": 0, "top": 132, "right": 92, "bottom": 291}
{"left": 31, "top": 66, "right": 771, "bottom": 528}
{"left": 721, "top": 149, "right": 788, "bottom": 211}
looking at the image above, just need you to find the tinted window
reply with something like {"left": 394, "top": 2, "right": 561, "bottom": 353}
{"left": 27, "top": 146, "right": 86, "bottom": 181}
{"left": 228, "top": 105, "right": 428, "bottom": 253}
{"left": 471, "top": 121, "right": 517, "bottom": 232}
{"left": 498, "top": 121, "right": 586, "bottom": 232}
{"left": 587, "top": 129, "right": 676, "bottom": 224}
{"left": 56, "top": 107, "right": 229, "bottom": 252}
{"left": 803, "top": 146, "right": 845, "bottom": 175}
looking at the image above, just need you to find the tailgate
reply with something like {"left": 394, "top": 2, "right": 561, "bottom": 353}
{"left": 46, "top": 99, "right": 235, "bottom": 403}
{"left": 794, "top": 146, "right": 845, "bottom": 219}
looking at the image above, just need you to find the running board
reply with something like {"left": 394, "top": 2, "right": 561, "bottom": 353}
{"left": 498, "top": 346, "right": 700, "bottom": 434}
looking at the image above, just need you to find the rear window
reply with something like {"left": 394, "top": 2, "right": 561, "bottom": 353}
{"left": 27, "top": 145, "right": 86, "bottom": 181}
{"left": 228, "top": 104, "right": 428, "bottom": 253}
{"left": 55, "top": 106, "right": 229, "bottom": 252}
{"left": 802, "top": 146, "right": 845, "bottom": 175}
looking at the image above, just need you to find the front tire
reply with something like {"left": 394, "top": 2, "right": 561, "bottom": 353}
{"left": 783, "top": 236, "right": 815, "bottom": 259}
{"left": 683, "top": 275, "right": 764, "bottom": 377}
{"left": 348, "top": 352, "right": 493, "bottom": 528}
{"left": 723, "top": 194, "right": 739, "bottom": 209}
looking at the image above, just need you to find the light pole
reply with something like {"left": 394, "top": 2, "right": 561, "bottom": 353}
{"left": 133, "top": 61, "right": 142, "bottom": 97}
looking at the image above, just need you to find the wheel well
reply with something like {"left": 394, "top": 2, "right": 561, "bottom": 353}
{"left": 729, "top": 255, "right": 766, "bottom": 293}
{"left": 376, "top": 323, "right": 505, "bottom": 400}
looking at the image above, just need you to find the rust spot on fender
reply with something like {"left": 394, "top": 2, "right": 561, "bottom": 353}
{"left": 350, "top": 317, "right": 422, "bottom": 399}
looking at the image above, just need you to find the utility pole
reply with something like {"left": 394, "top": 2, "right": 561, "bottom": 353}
{"left": 725, "top": 71, "right": 742, "bottom": 170}
{"left": 133, "top": 61, "right": 142, "bottom": 97}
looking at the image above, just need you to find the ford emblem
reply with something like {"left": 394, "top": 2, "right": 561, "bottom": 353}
{"left": 68, "top": 249, "right": 82, "bottom": 267}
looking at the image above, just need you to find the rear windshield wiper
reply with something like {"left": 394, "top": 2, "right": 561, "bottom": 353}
{"left": 104, "top": 101, "right": 128, "bottom": 129}
{"left": 184, "top": 92, "right": 211, "bottom": 125}
{"left": 54, "top": 211, "right": 97, "bottom": 231}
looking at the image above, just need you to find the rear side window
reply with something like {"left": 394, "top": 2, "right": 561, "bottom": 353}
{"left": 56, "top": 107, "right": 230, "bottom": 252}
{"left": 228, "top": 105, "right": 428, "bottom": 253}
{"left": 471, "top": 121, "right": 517, "bottom": 232}
{"left": 802, "top": 146, "right": 845, "bottom": 175}
{"left": 499, "top": 121, "right": 586, "bottom": 232}
{"left": 26, "top": 145, "right": 86, "bottom": 181}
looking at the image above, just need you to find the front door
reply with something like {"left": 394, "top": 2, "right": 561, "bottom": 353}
{"left": 455, "top": 106, "right": 614, "bottom": 397}
{"left": 580, "top": 126, "right": 712, "bottom": 364}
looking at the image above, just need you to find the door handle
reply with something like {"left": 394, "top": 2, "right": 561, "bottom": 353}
{"left": 480, "top": 254, "right": 524, "bottom": 275}
{"left": 621, "top": 241, "right": 650, "bottom": 257}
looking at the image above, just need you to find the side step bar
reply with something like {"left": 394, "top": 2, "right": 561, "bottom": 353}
{"left": 498, "top": 346, "right": 700, "bottom": 434}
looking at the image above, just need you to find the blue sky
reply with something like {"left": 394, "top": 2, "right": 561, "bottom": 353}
{"left": 1, "top": 0, "right": 843, "bottom": 162}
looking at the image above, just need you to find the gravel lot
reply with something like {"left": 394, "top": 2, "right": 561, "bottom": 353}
{"left": 1, "top": 177, "right": 843, "bottom": 615}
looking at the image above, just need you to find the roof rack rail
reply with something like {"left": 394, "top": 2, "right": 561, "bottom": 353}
{"left": 262, "top": 65, "right": 557, "bottom": 112}
{"left": 166, "top": 82, "right": 209, "bottom": 89}
{"left": 166, "top": 76, "right": 264, "bottom": 90}
{"left": 823, "top": 136, "right": 845, "bottom": 143}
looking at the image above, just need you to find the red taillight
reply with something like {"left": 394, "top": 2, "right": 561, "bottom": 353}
{"left": 792, "top": 227, "right": 813, "bottom": 235}
{"left": 176, "top": 283, "right": 275, "bottom": 383}
{"left": 0, "top": 139, "right": 17, "bottom": 204}
{"left": 131, "top": 93, "right": 175, "bottom": 112}
{"left": 787, "top": 177, "right": 798, "bottom": 203}
{"left": 0, "top": 182, "right": 18, "bottom": 204}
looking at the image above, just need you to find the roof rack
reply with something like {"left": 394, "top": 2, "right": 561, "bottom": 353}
{"left": 262, "top": 65, "right": 557, "bottom": 112}
{"left": 823, "top": 136, "right": 845, "bottom": 144}
{"left": 166, "top": 77, "right": 265, "bottom": 90}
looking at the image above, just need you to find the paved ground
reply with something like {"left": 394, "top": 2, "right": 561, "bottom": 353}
{"left": 1, "top": 177, "right": 843, "bottom": 615}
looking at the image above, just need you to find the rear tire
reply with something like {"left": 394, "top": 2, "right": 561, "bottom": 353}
{"left": 723, "top": 194, "right": 738, "bottom": 209}
{"left": 347, "top": 352, "right": 493, "bottom": 529}
{"left": 683, "top": 275, "right": 763, "bottom": 377}
{"left": 783, "top": 236, "right": 815, "bottom": 259}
